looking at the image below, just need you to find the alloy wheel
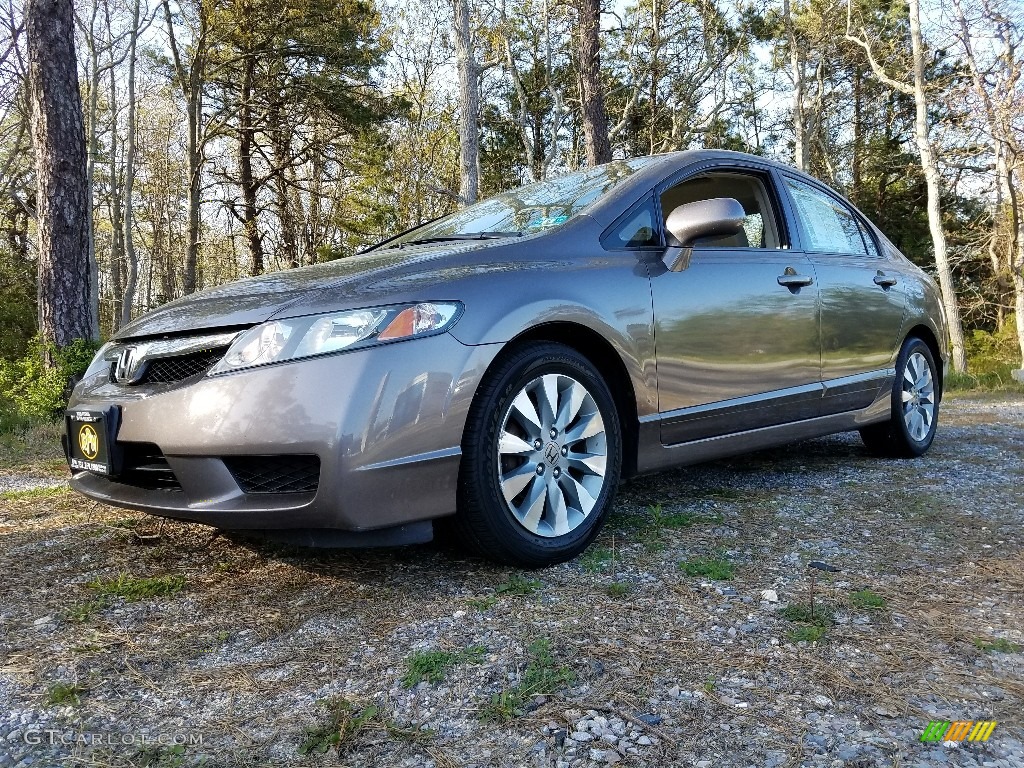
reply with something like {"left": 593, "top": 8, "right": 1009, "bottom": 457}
{"left": 901, "top": 351, "right": 935, "bottom": 442}
{"left": 495, "top": 373, "right": 608, "bottom": 538}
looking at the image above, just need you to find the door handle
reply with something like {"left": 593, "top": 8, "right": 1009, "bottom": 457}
{"left": 873, "top": 271, "right": 898, "bottom": 288}
{"left": 777, "top": 268, "right": 814, "bottom": 288}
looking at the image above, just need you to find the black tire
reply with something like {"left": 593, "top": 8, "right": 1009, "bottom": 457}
{"left": 859, "top": 337, "right": 940, "bottom": 458}
{"left": 453, "top": 342, "right": 622, "bottom": 567}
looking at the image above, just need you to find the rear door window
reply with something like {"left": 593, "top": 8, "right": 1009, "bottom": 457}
{"left": 784, "top": 177, "right": 868, "bottom": 255}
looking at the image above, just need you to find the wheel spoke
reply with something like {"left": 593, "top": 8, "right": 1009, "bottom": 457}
{"left": 901, "top": 389, "right": 915, "bottom": 403}
{"left": 501, "top": 462, "right": 536, "bottom": 504}
{"left": 516, "top": 476, "right": 547, "bottom": 532}
{"left": 538, "top": 374, "right": 560, "bottom": 427}
{"left": 546, "top": 479, "right": 569, "bottom": 536}
{"left": 904, "top": 358, "right": 917, "bottom": 385}
{"left": 560, "top": 473, "right": 597, "bottom": 515}
{"left": 499, "top": 431, "right": 535, "bottom": 456}
{"left": 565, "top": 410, "right": 603, "bottom": 442}
{"left": 555, "top": 381, "right": 586, "bottom": 431}
{"left": 510, "top": 391, "right": 542, "bottom": 438}
{"left": 568, "top": 450, "right": 606, "bottom": 476}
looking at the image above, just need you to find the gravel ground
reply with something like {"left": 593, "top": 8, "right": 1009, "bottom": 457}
{"left": 0, "top": 393, "right": 1022, "bottom": 768}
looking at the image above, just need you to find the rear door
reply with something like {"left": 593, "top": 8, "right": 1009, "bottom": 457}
{"left": 779, "top": 175, "right": 906, "bottom": 413}
{"left": 649, "top": 164, "right": 822, "bottom": 445}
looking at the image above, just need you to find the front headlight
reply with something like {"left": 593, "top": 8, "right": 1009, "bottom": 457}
{"left": 81, "top": 341, "right": 117, "bottom": 380}
{"left": 208, "top": 301, "right": 462, "bottom": 375}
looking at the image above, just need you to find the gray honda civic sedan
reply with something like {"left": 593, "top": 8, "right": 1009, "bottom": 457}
{"left": 66, "top": 150, "right": 948, "bottom": 566}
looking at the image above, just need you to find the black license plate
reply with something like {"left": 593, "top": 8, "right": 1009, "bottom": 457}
{"left": 66, "top": 409, "right": 116, "bottom": 475}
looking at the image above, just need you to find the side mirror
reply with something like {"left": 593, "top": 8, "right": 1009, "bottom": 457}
{"left": 665, "top": 197, "right": 746, "bottom": 247}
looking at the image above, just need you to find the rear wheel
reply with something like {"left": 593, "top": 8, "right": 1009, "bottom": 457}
{"left": 455, "top": 342, "right": 622, "bottom": 567}
{"left": 860, "top": 337, "right": 939, "bottom": 457}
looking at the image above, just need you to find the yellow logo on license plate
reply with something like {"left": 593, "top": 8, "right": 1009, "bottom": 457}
{"left": 78, "top": 424, "right": 100, "bottom": 460}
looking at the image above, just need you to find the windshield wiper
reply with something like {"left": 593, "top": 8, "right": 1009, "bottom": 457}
{"left": 395, "top": 231, "right": 523, "bottom": 248}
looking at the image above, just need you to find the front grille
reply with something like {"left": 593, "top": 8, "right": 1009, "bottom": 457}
{"left": 117, "top": 442, "right": 182, "bottom": 490}
{"left": 223, "top": 455, "right": 320, "bottom": 494}
{"left": 139, "top": 348, "right": 226, "bottom": 384}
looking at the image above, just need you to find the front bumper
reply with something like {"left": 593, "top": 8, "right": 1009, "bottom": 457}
{"left": 67, "top": 333, "right": 499, "bottom": 531}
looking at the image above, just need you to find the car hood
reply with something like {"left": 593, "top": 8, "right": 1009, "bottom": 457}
{"left": 114, "top": 237, "right": 529, "bottom": 340}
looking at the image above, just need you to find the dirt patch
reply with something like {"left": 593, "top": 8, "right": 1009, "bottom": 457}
{"left": 1, "top": 394, "right": 1022, "bottom": 767}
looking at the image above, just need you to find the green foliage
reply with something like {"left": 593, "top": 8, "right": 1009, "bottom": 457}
{"left": 0, "top": 484, "right": 68, "bottom": 501}
{"left": 579, "top": 546, "right": 614, "bottom": 573}
{"left": 788, "top": 624, "right": 828, "bottom": 643}
{"left": 468, "top": 595, "right": 497, "bottom": 611}
{"left": 45, "top": 681, "right": 86, "bottom": 706}
{"left": 298, "top": 698, "right": 378, "bottom": 756}
{"left": 0, "top": 249, "right": 36, "bottom": 361}
{"left": 780, "top": 603, "right": 835, "bottom": 643}
{"left": 0, "top": 337, "right": 101, "bottom": 421}
{"left": 480, "top": 639, "right": 575, "bottom": 722}
{"left": 495, "top": 574, "right": 542, "bottom": 597}
{"left": 947, "top": 318, "right": 1024, "bottom": 391}
{"left": 402, "top": 645, "right": 485, "bottom": 687}
{"left": 88, "top": 573, "right": 185, "bottom": 601}
{"left": 678, "top": 555, "right": 735, "bottom": 580}
{"left": 849, "top": 589, "right": 887, "bottom": 610}
{"left": 605, "top": 582, "right": 631, "bottom": 598}
{"left": 973, "top": 637, "right": 1021, "bottom": 654}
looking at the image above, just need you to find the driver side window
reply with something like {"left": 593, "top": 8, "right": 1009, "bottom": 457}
{"left": 660, "top": 172, "right": 781, "bottom": 249}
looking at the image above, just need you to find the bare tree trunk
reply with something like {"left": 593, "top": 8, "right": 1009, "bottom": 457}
{"left": 453, "top": 0, "right": 479, "bottom": 204}
{"left": 83, "top": 0, "right": 101, "bottom": 337}
{"left": 908, "top": 0, "right": 967, "bottom": 372}
{"left": 120, "top": 0, "right": 141, "bottom": 327}
{"left": 106, "top": 46, "right": 124, "bottom": 332}
{"left": 268, "top": 98, "right": 300, "bottom": 268}
{"left": 847, "top": 0, "right": 968, "bottom": 372}
{"left": 164, "top": 0, "right": 207, "bottom": 294}
{"left": 784, "top": 0, "right": 807, "bottom": 171}
{"left": 25, "top": 0, "right": 94, "bottom": 353}
{"left": 576, "top": 0, "right": 611, "bottom": 166}
{"left": 239, "top": 55, "right": 264, "bottom": 275}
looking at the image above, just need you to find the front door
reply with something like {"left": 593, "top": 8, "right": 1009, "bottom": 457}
{"left": 652, "top": 169, "right": 822, "bottom": 445}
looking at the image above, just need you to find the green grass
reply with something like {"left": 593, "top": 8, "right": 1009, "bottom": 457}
{"left": 88, "top": 573, "right": 185, "bottom": 601}
{"left": 605, "top": 582, "right": 631, "bottom": 598}
{"left": 678, "top": 555, "right": 735, "bottom": 580}
{"left": 480, "top": 639, "right": 575, "bottom": 722}
{"left": 779, "top": 603, "right": 835, "bottom": 643}
{"left": 468, "top": 596, "right": 497, "bottom": 611}
{"left": 495, "top": 574, "right": 542, "bottom": 597}
{"left": 402, "top": 645, "right": 485, "bottom": 687}
{"left": 788, "top": 625, "right": 829, "bottom": 642}
{"left": 298, "top": 698, "right": 378, "bottom": 756}
{"left": 580, "top": 546, "right": 614, "bottom": 573}
{"left": 0, "top": 484, "right": 68, "bottom": 501}
{"left": 946, "top": 367, "right": 1024, "bottom": 393}
{"left": 45, "top": 681, "right": 86, "bottom": 706}
{"left": 850, "top": 589, "right": 887, "bottom": 610}
{"left": 0, "top": 416, "right": 63, "bottom": 469}
{"left": 974, "top": 637, "right": 1021, "bottom": 653}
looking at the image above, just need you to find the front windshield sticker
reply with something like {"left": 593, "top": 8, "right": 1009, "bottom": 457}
{"left": 538, "top": 214, "right": 569, "bottom": 228}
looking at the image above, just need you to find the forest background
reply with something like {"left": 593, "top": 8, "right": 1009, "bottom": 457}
{"left": 1, "top": 0, "right": 1023, "bottom": 422}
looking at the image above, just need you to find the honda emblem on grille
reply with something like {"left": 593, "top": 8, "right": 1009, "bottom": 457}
{"left": 114, "top": 347, "right": 139, "bottom": 384}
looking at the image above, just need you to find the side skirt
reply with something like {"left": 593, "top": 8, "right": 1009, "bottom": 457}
{"left": 634, "top": 394, "right": 892, "bottom": 475}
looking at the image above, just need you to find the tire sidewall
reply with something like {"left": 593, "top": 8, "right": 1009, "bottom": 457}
{"left": 469, "top": 345, "right": 622, "bottom": 563}
{"left": 891, "top": 338, "right": 939, "bottom": 456}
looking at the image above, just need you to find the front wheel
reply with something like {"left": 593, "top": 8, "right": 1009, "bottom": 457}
{"left": 454, "top": 342, "right": 622, "bottom": 567}
{"left": 860, "top": 337, "right": 939, "bottom": 458}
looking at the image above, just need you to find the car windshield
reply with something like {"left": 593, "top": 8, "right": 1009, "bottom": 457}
{"left": 380, "top": 158, "right": 655, "bottom": 248}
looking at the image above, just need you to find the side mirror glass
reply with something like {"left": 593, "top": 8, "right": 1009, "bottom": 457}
{"left": 665, "top": 197, "right": 746, "bottom": 247}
